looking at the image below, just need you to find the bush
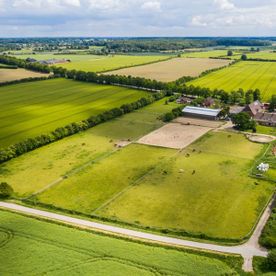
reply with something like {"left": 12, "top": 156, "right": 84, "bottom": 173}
{"left": 0, "top": 182, "right": 13, "bottom": 199}
{"left": 266, "top": 250, "right": 276, "bottom": 271}
{"left": 232, "top": 112, "right": 256, "bottom": 131}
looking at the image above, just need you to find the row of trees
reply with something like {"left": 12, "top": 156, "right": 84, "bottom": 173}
{"left": 0, "top": 92, "right": 166, "bottom": 164}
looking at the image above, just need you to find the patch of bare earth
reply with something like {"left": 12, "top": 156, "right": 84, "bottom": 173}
{"left": 137, "top": 123, "right": 211, "bottom": 149}
{"left": 105, "top": 58, "right": 231, "bottom": 82}
{"left": 0, "top": 68, "right": 49, "bottom": 83}
{"left": 246, "top": 134, "right": 275, "bottom": 143}
{"left": 173, "top": 117, "right": 224, "bottom": 128}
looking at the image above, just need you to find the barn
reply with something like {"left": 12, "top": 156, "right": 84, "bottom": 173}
{"left": 182, "top": 106, "right": 221, "bottom": 121}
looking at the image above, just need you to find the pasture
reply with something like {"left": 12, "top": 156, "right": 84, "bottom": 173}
{"left": 0, "top": 68, "right": 48, "bottom": 83}
{"left": 11, "top": 53, "right": 170, "bottom": 72}
{"left": 0, "top": 98, "right": 177, "bottom": 196}
{"left": 181, "top": 50, "right": 228, "bottom": 58}
{"left": 0, "top": 210, "right": 242, "bottom": 275}
{"left": 188, "top": 61, "right": 276, "bottom": 100}
{"left": 96, "top": 132, "right": 274, "bottom": 241}
{"left": 0, "top": 78, "right": 148, "bottom": 147}
{"left": 107, "top": 58, "right": 231, "bottom": 82}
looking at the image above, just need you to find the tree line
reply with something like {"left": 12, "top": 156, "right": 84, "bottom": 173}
{"left": 0, "top": 92, "right": 166, "bottom": 164}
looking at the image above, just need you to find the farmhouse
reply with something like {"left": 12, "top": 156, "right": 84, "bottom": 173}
{"left": 182, "top": 106, "right": 221, "bottom": 120}
{"left": 244, "top": 100, "right": 264, "bottom": 117}
{"left": 254, "top": 112, "right": 276, "bottom": 127}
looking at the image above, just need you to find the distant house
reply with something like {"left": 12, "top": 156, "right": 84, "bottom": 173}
{"left": 254, "top": 112, "right": 276, "bottom": 127}
{"left": 244, "top": 100, "right": 264, "bottom": 117}
{"left": 38, "top": 59, "right": 69, "bottom": 65}
{"left": 176, "top": 96, "right": 193, "bottom": 104}
{"left": 229, "top": 105, "right": 245, "bottom": 115}
{"left": 182, "top": 106, "right": 221, "bottom": 120}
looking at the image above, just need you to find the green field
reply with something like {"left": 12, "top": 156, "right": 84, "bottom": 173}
{"left": 11, "top": 53, "right": 170, "bottom": 72}
{"left": 96, "top": 132, "right": 274, "bottom": 241}
{"left": 188, "top": 61, "right": 276, "bottom": 100}
{"left": 0, "top": 210, "right": 243, "bottom": 275}
{"left": 31, "top": 131, "right": 274, "bottom": 241}
{"left": 0, "top": 78, "right": 148, "bottom": 147}
{"left": 256, "top": 125, "right": 276, "bottom": 136}
{"left": 181, "top": 50, "right": 228, "bottom": 58}
{"left": 0, "top": 98, "right": 178, "bottom": 196}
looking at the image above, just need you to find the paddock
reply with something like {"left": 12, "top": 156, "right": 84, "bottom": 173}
{"left": 137, "top": 123, "right": 211, "bottom": 149}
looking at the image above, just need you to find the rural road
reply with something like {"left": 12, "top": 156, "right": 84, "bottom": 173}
{"left": 0, "top": 198, "right": 274, "bottom": 272}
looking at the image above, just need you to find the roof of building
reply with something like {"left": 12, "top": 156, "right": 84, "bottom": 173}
{"left": 182, "top": 106, "right": 221, "bottom": 117}
{"left": 229, "top": 105, "right": 245, "bottom": 114}
{"left": 245, "top": 100, "right": 263, "bottom": 116}
{"left": 254, "top": 112, "right": 276, "bottom": 124}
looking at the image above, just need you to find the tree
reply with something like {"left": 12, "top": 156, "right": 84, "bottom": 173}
{"left": 245, "top": 90, "right": 254, "bottom": 104}
{"left": 227, "top": 50, "right": 233, "bottom": 56}
{"left": 232, "top": 112, "right": 256, "bottom": 131}
{"left": 0, "top": 182, "right": 13, "bottom": 198}
{"left": 268, "top": 95, "right": 276, "bottom": 112}
{"left": 266, "top": 250, "right": 276, "bottom": 271}
{"left": 241, "top": 54, "right": 247, "bottom": 60}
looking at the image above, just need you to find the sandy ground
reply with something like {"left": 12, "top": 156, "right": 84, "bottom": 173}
{"left": 246, "top": 134, "right": 275, "bottom": 143}
{"left": 173, "top": 117, "right": 224, "bottom": 128}
{"left": 137, "top": 123, "right": 211, "bottom": 149}
{"left": 0, "top": 68, "right": 49, "bottom": 83}
{"left": 105, "top": 58, "right": 231, "bottom": 82}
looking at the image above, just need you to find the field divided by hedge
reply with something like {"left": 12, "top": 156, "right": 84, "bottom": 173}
{"left": 0, "top": 78, "right": 149, "bottom": 147}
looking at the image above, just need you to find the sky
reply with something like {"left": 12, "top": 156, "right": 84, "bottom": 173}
{"left": 1, "top": 0, "right": 276, "bottom": 37}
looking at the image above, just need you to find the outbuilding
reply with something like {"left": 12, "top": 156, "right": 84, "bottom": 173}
{"left": 182, "top": 106, "right": 221, "bottom": 120}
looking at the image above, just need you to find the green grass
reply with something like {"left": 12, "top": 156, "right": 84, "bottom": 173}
{"left": 188, "top": 61, "right": 276, "bottom": 101}
{"left": 0, "top": 98, "right": 178, "bottom": 196}
{"left": 0, "top": 78, "right": 148, "bottom": 147}
{"left": 97, "top": 132, "right": 274, "bottom": 241}
{"left": 37, "top": 144, "right": 177, "bottom": 213}
{"left": 181, "top": 50, "right": 229, "bottom": 58}
{"left": 11, "top": 53, "right": 170, "bottom": 72}
{"left": 256, "top": 125, "right": 276, "bottom": 136}
{"left": 0, "top": 210, "right": 243, "bottom": 275}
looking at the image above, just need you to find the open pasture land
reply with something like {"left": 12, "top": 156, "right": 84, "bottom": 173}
{"left": 0, "top": 68, "right": 48, "bottom": 83}
{"left": 12, "top": 53, "right": 170, "bottom": 72}
{"left": 0, "top": 210, "right": 242, "bottom": 275}
{"left": 188, "top": 61, "right": 276, "bottom": 101}
{"left": 106, "top": 58, "right": 231, "bottom": 82}
{"left": 0, "top": 98, "right": 178, "bottom": 197}
{"left": 0, "top": 78, "right": 148, "bottom": 147}
{"left": 96, "top": 132, "right": 274, "bottom": 241}
{"left": 137, "top": 123, "right": 211, "bottom": 149}
{"left": 181, "top": 50, "right": 229, "bottom": 58}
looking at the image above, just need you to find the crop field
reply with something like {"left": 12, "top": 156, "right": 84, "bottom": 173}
{"left": 11, "top": 53, "right": 170, "bottom": 72}
{"left": 0, "top": 78, "right": 148, "bottom": 147}
{"left": 181, "top": 50, "right": 229, "bottom": 58}
{"left": 0, "top": 68, "right": 48, "bottom": 83}
{"left": 0, "top": 98, "right": 178, "bottom": 196}
{"left": 188, "top": 61, "right": 276, "bottom": 101}
{"left": 0, "top": 210, "right": 242, "bottom": 275}
{"left": 107, "top": 58, "right": 231, "bottom": 82}
{"left": 96, "top": 132, "right": 274, "bottom": 240}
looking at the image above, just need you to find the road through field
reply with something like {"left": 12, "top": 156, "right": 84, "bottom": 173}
{"left": 1, "top": 197, "right": 274, "bottom": 272}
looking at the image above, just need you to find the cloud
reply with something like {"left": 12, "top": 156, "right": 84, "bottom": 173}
{"left": 214, "top": 0, "right": 235, "bottom": 10}
{"left": 88, "top": 0, "right": 122, "bottom": 10}
{"left": 141, "top": 1, "right": 161, "bottom": 12}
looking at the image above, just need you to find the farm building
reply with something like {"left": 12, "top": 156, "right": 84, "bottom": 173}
{"left": 244, "top": 100, "right": 264, "bottom": 117}
{"left": 254, "top": 112, "right": 276, "bottom": 127}
{"left": 182, "top": 106, "right": 221, "bottom": 120}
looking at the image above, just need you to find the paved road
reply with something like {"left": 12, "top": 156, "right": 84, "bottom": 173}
{"left": 0, "top": 198, "right": 274, "bottom": 272}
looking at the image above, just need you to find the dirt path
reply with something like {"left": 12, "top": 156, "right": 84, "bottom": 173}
{"left": 1, "top": 196, "right": 274, "bottom": 272}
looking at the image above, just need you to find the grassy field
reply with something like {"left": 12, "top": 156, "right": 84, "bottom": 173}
{"left": 0, "top": 99, "right": 178, "bottom": 196}
{"left": 181, "top": 50, "right": 229, "bottom": 58}
{"left": 96, "top": 132, "right": 274, "bottom": 241}
{"left": 0, "top": 210, "right": 243, "bottom": 275}
{"left": 107, "top": 58, "right": 231, "bottom": 82}
{"left": 0, "top": 78, "right": 148, "bottom": 147}
{"left": 10, "top": 53, "right": 170, "bottom": 72}
{"left": 0, "top": 68, "right": 48, "bottom": 83}
{"left": 188, "top": 61, "right": 276, "bottom": 100}
{"left": 256, "top": 125, "right": 276, "bottom": 136}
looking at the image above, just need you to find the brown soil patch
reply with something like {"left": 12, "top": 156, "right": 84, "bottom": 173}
{"left": 137, "top": 123, "right": 211, "bottom": 149}
{"left": 105, "top": 58, "right": 231, "bottom": 82}
{"left": 0, "top": 68, "right": 49, "bottom": 83}
{"left": 173, "top": 117, "right": 224, "bottom": 128}
{"left": 246, "top": 134, "right": 275, "bottom": 144}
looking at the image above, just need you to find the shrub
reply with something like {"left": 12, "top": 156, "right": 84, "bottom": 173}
{"left": 266, "top": 250, "right": 276, "bottom": 271}
{"left": 0, "top": 182, "right": 13, "bottom": 199}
